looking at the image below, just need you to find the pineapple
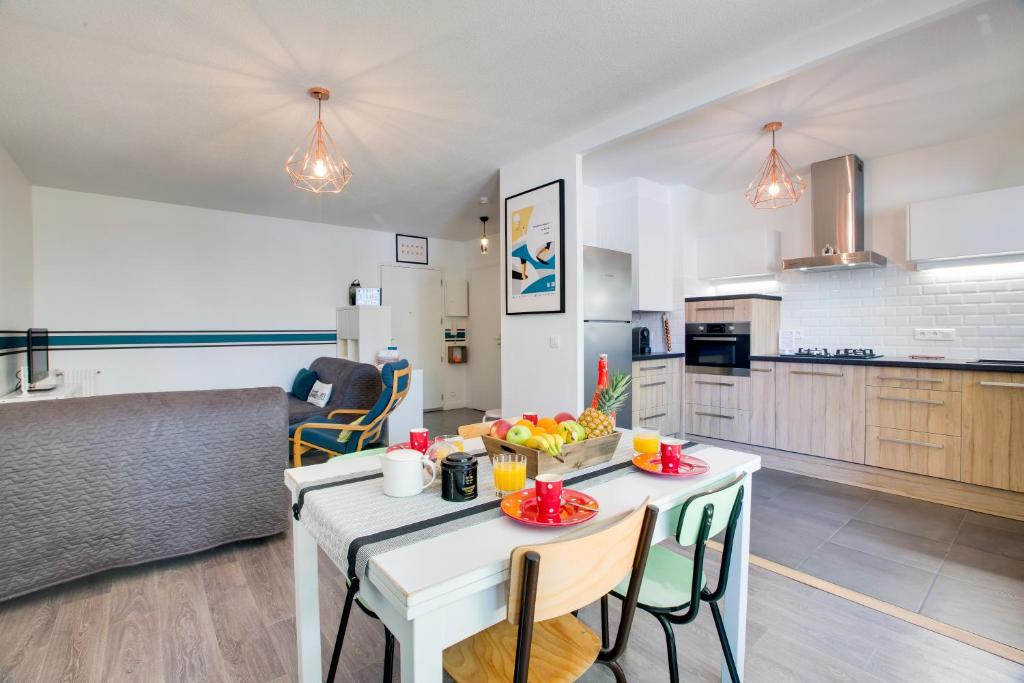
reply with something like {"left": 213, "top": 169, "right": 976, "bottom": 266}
{"left": 578, "top": 371, "right": 631, "bottom": 438}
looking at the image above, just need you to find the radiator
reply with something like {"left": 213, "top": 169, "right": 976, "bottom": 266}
{"left": 56, "top": 368, "right": 101, "bottom": 397}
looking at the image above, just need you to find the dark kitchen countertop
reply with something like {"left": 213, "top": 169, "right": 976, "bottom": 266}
{"left": 684, "top": 294, "right": 782, "bottom": 302}
{"left": 751, "top": 354, "right": 1024, "bottom": 373}
{"left": 633, "top": 352, "right": 685, "bottom": 362}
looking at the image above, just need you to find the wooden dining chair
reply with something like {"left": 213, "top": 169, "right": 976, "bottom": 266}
{"left": 606, "top": 475, "right": 746, "bottom": 683}
{"left": 442, "top": 500, "right": 659, "bottom": 683}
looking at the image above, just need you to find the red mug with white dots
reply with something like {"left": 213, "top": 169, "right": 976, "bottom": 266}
{"left": 534, "top": 473, "right": 563, "bottom": 518}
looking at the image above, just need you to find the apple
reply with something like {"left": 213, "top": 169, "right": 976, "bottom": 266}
{"left": 489, "top": 419, "right": 513, "bottom": 440}
{"left": 554, "top": 412, "right": 576, "bottom": 424}
{"left": 506, "top": 425, "right": 532, "bottom": 446}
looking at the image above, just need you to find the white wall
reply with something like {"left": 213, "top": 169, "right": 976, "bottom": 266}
{"left": 31, "top": 187, "right": 469, "bottom": 395}
{"left": 673, "top": 124, "right": 1024, "bottom": 358}
{"left": 0, "top": 143, "right": 33, "bottom": 392}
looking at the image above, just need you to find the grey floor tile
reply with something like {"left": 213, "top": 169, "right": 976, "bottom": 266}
{"left": 752, "top": 467, "right": 805, "bottom": 489}
{"left": 764, "top": 479, "right": 872, "bottom": 522}
{"left": 939, "top": 544, "right": 1024, "bottom": 598}
{"left": 964, "top": 510, "right": 1024, "bottom": 534}
{"left": 955, "top": 520, "right": 1024, "bottom": 561}
{"left": 828, "top": 519, "right": 951, "bottom": 573}
{"left": 853, "top": 492, "right": 966, "bottom": 544}
{"left": 749, "top": 501, "right": 847, "bottom": 568}
{"left": 423, "top": 409, "right": 484, "bottom": 437}
{"left": 797, "top": 542, "right": 936, "bottom": 612}
{"left": 921, "top": 575, "right": 1024, "bottom": 651}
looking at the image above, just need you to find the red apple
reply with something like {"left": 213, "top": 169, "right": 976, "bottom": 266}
{"left": 554, "top": 412, "right": 576, "bottom": 424}
{"left": 489, "top": 419, "right": 513, "bottom": 440}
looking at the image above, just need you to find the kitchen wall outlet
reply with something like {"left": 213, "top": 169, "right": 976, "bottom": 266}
{"left": 548, "top": 335, "right": 561, "bottom": 348}
{"left": 914, "top": 328, "right": 956, "bottom": 341}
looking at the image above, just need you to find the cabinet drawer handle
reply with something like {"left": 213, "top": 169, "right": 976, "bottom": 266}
{"left": 878, "top": 436, "right": 944, "bottom": 449}
{"left": 695, "top": 380, "right": 734, "bottom": 387}
{"left": 695, "top": 306, "right": 735, "bottom": 311}
{"left": 640, "top": 365, "right": 667, "bottom": 371}
{"left": 879, "top": 396, "right": 943, "bottom": 406}
{"left": 791, "top": 370, "right": 844, "bottom": 378}
{"left": 751, "top": 367, "right": 773, "bottom": 373}
{"left": 696, "top": 411, "right": 734, "bottom": 420}
{"left": 980, "top": 381, "right": 1024, "bottom": 389}
{"left": 640, "top": 381, "right": 667, "bottom": 388}
{"left": 877, "top": 376, "right": 943, "bottom": 383}
{"left": 642, "top": 412, "right": 667, "bottom": 420}
{"left": 691, "top": 336, "right": 738, "bottom": 342}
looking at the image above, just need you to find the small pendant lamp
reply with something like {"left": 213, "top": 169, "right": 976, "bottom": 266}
{"left": 479, "top": 216, "right": 489, "bottom": 254}
{"left": 744, "top": 121, "right": 805, "bottom": 209}
{"left": 285, "top": 87, "right": 353, "bottom": 193}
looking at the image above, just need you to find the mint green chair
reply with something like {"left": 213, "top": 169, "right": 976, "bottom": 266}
{"left": 606, "top": 475, "right": 745, "bottom": 683}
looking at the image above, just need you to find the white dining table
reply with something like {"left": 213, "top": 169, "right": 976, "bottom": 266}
{"left": 285, "top": 433, "right": 760, "bottom": 682}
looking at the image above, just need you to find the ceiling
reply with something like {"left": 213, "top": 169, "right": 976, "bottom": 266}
{"left": 0, "top": 0, "right": 895, "bottom": 239}
{"left": 583, "top": 0, "right": 1024, "bottom": 193}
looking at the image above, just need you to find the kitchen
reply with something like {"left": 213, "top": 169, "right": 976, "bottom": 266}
{"left": 581, "top": 0, "right": 1024, "bottom": 664}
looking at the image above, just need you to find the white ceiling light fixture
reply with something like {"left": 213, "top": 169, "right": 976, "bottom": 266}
{"left": 479, "top": 216, "right": 489, "bottom": 254}
{"left": 285, "top": 87, "right": 353, "bottom": 194}
{"left": 745, "top": 121, "right": 805, "bottom": 209}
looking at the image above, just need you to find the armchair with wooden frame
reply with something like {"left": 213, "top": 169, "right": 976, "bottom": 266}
{"left": 288, "top": 359, "right": 411, "bottom": 467}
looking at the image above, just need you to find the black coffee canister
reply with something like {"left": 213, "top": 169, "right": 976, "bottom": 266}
{"left": 441, "top": 452, "right": 477, "bottom": 502}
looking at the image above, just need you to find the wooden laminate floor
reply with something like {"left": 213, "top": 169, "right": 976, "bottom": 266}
{"left": 2, "top": 508, "right": 1022, "bottom": 682}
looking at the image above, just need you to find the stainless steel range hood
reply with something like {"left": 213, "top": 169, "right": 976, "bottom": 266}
{"left": 782, "top": 154, "right": 887, "bottom": 272}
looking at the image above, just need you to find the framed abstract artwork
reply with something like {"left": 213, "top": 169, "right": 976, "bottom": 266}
{"left": 396, "top": 233, "right": 428, "bottom": 264}
{"left": 504, "top": 179, "right": 565, "bottom": 315}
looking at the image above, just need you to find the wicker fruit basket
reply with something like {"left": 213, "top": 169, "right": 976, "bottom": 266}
{"left": 480, "top": 431, "right": 622, "bottom": 479}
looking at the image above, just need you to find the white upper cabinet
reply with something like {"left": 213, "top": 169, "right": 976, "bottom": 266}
{"left": 907, "top": 185, "right": 1024, "bottom": 263}
{"left": 697, "top": 227, "right": 781, "bottom": 281}
{"left": 589, "top": 179, "right": 674, "bottom": 311}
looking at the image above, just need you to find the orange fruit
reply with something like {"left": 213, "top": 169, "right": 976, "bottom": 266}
{"left": 530, "top": 426, "right": 546, "bottom": 436}
{"left": 536, "top": 417, "right": 558, "bottom": 434}
{"left": 515, "top": 419, "right": 534, "bottom": 429}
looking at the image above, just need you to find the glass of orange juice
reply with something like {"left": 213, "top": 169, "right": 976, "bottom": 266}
{"left": 633, "top": 426, "right": 660, "bottom": 454}
{"left": 493, "top": 453, "right": 528, "bottom": 497}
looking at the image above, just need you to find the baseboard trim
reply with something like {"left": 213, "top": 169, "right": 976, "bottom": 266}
{"left": 688, "top": 434, "right": 1024, "bottom": 521}
{"left": 707, "top": 540, "right": 1024, "bottom": 666}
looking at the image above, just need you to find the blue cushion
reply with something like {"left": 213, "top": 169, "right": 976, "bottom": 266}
{"left": 290, "top": 415, "right": 381, "bottom": 455}
{"left": 291, "top": 368, "right": 317, "bottom": 401}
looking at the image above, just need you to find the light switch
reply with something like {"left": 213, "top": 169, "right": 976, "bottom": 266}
{"left": 548, "top": 335, "right": 561, "bottom": 348}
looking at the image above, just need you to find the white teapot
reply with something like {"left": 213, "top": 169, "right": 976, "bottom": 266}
{"left": 381, "top": 448, "right": 437, "bottom": 497}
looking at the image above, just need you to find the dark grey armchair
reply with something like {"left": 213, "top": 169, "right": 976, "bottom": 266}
{"left": 288, "top": 356, "right": 382, "bottom": 424}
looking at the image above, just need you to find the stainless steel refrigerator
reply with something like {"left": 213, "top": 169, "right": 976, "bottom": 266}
{"left": 582, "top": 246, "right": 632, "bottom": 428}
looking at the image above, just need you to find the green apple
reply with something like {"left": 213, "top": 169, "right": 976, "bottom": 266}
{"left": 506, "top": 425, "right": 532, "bottom": 445}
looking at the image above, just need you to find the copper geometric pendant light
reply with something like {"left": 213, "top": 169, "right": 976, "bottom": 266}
{"left": 285, "top": 87, "right": 353, "bottom": 194}
{"left": 744, "top": 121, "right": 805, "bottom": 209}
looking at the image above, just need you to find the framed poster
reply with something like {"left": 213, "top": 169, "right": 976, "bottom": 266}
{"left": 396, "top": 233, "right": 428, "bottom": 264}
{"left": 504, "top": 179, "right": 565, "bottom": 315}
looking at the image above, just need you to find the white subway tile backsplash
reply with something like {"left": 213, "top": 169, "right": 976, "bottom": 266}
{"left": 769, "top": 265, "right": 1024, "bottom": 359}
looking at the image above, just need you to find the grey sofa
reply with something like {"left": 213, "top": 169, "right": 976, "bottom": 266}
{"left": 288, "top": 356, "right": 382, "bottom": 424}
{"left": 0, "top": 387, "right": 288, "bottom": 603}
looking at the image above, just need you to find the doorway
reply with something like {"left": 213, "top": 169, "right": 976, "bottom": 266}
{"left": 468, "top": 265, "right": 501, "bottom": 411}
{"left": 380, "top": 265, "right": 444, "bottom": 410}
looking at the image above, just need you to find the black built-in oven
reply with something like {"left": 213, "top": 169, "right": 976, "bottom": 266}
{"left": 685, "top": 322, "right": 751, "bottom": 376}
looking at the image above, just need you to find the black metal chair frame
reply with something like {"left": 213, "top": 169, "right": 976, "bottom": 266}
{"left": 512, "top": 504, "right": 659, "bottom": 683}
{"left": 326, "top": 577, "right": 394, "bottom": 683}
{"left": 606, "top": 476, "right": 746, "bottom": 683}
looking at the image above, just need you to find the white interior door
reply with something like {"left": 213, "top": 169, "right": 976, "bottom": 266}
{"left": 468, "top": 265, "right": 501, "bottom": 411}
{"left": 381, "top": 265, "right": 444, "bottom": 410}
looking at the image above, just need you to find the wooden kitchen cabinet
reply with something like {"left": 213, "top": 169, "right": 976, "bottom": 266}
{"left": 749, "top": 361, "right": 776, "bottom": 448}
{"left": 685, "top": 373, "right": 749, "bottom": 409}
{"left": 685, "top": 299, "right": 752, "bottom": 324}
{"left": 775, "top": 362, "right": 866, "bottom": 463}
{"left": 866, "top": 427, "right": 961, "bottom": 481}
{"left": 632, "top": 358, "right": 681, "bottom": 437}
{"left": 866, "top": 366, "right": 961, "bottom": 392}
{"left": 865, "top": 386, "right": 961, "bottom": 436}
{"left": 962, "top": 371, "right": 1024, "bottom": 492}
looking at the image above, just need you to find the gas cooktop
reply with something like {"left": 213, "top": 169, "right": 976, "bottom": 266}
{"left": 784, "top": 347, "right": 884, "bottom": 359}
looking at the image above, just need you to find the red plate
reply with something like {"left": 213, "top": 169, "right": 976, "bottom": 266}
{"left": 632, "top": 452, "right": 709, "bottom": 477}
{"left": 501, "top": 488, "right": 599, "bottom": 527}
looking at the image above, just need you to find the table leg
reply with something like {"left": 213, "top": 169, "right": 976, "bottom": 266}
{"left": 723, "top": 474, "right": 751, "bottom": 681}
{"left": 292, "top": 516, "right": 323, "bottom": 683}
{"left": 399, "top": 614, "right": 445, "bottom": 683}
